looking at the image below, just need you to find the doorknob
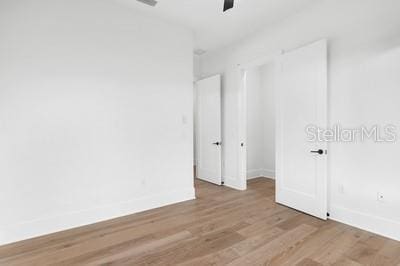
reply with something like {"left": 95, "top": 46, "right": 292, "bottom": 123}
{"left": 213, "top": 142, "right": 221, "bottom": 146}
{"left": 310, "top": 149, "right": 324, "bottom": 155}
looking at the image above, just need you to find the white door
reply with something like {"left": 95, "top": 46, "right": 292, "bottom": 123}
{"left": 276, "top": 40, "right": 328, "bottom": 220}
{"left": 196, "top": 75, "right": 222, "bottom": 185}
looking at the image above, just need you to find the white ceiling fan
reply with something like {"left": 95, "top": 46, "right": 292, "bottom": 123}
{"left": 136, "top": 0, "right": 235, "bottom": 12}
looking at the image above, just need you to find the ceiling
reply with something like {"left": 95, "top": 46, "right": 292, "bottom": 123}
{"left": 116, "top": 0, "right": 320, "bottom": 52}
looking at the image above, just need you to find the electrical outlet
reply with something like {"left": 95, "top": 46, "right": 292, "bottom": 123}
{"left": 377, "top": 192, "right": 384, "bottom": 202}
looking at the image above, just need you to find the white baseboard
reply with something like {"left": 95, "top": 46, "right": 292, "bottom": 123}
{"left": 224, "top": 176, "right": 246, "bottom": 191}
{"left": 247, "top": 169, "right": 275, "bottom": 180}
{"left": 247, "top": 169, "right": 261, "bottom": 180}
{"left": 0, "top": 187, "right": 195, "bottom": 246}
{"left": 330, "top": 205, "right": 400, "bottom": 241}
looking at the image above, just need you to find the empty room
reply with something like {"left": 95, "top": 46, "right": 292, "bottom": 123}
{"left": 1, "top": 0, "right": 400, "bottom": 265}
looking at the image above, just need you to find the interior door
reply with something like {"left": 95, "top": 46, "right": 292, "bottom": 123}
{"left": 276, "top": 40, "right": 328, "bottom": 220}
{"left": 196, "top": 75, "right": 222, "bottom": 185}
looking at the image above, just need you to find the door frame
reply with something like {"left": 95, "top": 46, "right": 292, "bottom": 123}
{"left": 237, "top": 52, "right": 281, "bottom": 190}
{"left": 237, "top": 40, "right": 329, "bottom": 205}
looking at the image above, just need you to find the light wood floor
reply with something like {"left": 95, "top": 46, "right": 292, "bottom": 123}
{"left": 1, "top": 178, "right": 400, "bottom": 266}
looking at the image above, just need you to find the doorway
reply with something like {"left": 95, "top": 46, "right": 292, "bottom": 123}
{"left": 245, "top": 63, "right": 276, "bottom": 181}
{"left": 238, "top": 40, "right": 328, "bottom": 220}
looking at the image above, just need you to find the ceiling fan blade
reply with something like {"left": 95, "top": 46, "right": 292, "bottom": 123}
{"left": 223, "top": 0, "right": 234, "bottom": 12}
{"left": 137, "top": 0, "right": 158, "bottom": 7}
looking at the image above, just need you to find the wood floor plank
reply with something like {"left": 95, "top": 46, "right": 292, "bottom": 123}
{"left": 0, "top": 177, "right": 399, "bottom": 266}
{"left": 310, "top": 226, "right": 372, "bottom": 265}
{"left": 227, "top": 224, "right": 318, "bottom": 266}
{"left": 177, "top": 225, "right": 284, "bottom": 266}
{"left": 296, "top": 258, "right": 323, "bottom": 266}
{"left": 109, "top": 227, "right": 246, "bottom": 265}
{"left": 268, "top": 221, "right": 346, "bottom": 265}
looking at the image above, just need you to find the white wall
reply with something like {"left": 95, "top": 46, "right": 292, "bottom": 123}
{"left": 260, "top": 65, "right": 276, "bottom": 177}
{"left": 246, "top": 64, "right": 275, "bottom": 179}
{"left": 246, "top": 68, "right": 263, "bottom": 178}
{"left": 193, "top": 55, "right": 202, "bottom": 81}
{"left": 193, "top": 55, "right": 201, "bottom": 165}
{"left": 200, "top": 0, "right": 400, "bottom": 240}
{"left": 0, "top": 0, "right": 194, "bottom": 245}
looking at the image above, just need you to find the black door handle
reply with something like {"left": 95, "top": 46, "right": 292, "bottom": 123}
{"left": 310, "top": 149, "right": 324, "bottom": 155}
{"left": 213, "top": 142, "right": 221, "bottom": 146}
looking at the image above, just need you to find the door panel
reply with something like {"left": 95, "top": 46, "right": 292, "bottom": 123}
{"left": 276, "top": 40, "right": 328, "bottom": 220}
{"left": 196, "top": 75, "right": 222, "bottom": 185}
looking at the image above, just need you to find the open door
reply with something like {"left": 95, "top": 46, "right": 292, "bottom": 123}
{"left": 196, "top": 75, "right": 222, "bottom": 185}
{"left": 276, "top": 40, "right": 328, "bottom": 220}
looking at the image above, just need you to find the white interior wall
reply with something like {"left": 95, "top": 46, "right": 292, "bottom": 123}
{"left": 0, "top": 0, "right": 194, "bottom": 245}
{"left": 193, "top": 55, "right": 201, "bottom": 81}
{"left": 246, "top": 64, "right": 275, "bottom": 179}
{"left": 260, "top": 64, "right": 276, "bottom": 178}
{"left": 246, "top": 68, "right": 263, "bottom": 178}
{"left": 199, "top": 0, "right": 400, "bottom": 240}
{"left": 193, "top": 55, "right": 201, "bottom": 165}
